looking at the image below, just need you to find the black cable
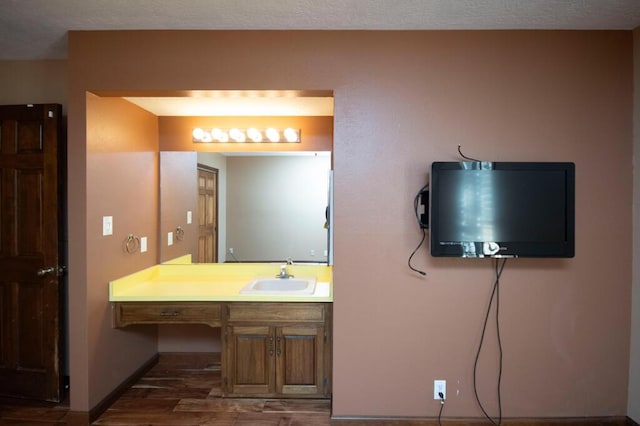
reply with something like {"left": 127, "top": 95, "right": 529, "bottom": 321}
{"left": 437, "top": 392, "right": 445, "bottom": 426}
{"left": 472, "top": 258, "right": 507, "bottom": 426}
{"left": 413, "top": 183, "right": 428, "bottom": 227}
{"left": 457, "top": 144, "right": 481, "bottom": 162}
{"left": 408, "top": 184, "right": 429, "bottom": 276}
{"left": 495, "top": 259, "right": 504, "bottom": 424}
{"left": 408, "top": 228, "right": 427, "bottom": 275}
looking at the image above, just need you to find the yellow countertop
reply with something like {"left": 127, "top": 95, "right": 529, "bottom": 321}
{"left": 109, "top": 263, "right": 333, "bottom": 302}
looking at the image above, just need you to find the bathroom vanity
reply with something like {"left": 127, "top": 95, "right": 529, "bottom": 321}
{"left": 109, "top": 262, "right": 333, "bottom": 399}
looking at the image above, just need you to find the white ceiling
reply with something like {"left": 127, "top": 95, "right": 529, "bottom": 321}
{"left": 1, "top": 0, "right": 639, "bottom": 60}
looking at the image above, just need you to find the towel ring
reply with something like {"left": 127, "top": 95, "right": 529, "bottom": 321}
{"left": 175, "top": 226, "right": 185, "bottom": 241}
{"left": 123, "top": 234, "right": 140, "bottom": 254}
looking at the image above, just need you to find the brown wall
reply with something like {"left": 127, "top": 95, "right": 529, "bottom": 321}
{"left": 82, "top": 94, "right": 160, "bottom": 409}
{"left": 0, "top": 60, "right": 67, "bottom": 110}
{"left": 159, "top": 151, "right": 198, "bottom": 263}
{"left": 68, "top": 30, "right": 633, "bottom": 417}
{"left": 629, "top": 27, "right": 640, "bottom": 422}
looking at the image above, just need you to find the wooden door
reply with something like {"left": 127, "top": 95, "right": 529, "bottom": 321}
{"left": 225, "top": 325, "right": 275, "bottom": 396}
{"left": 197, "top": 166, "right": 218, "bottom": 263}
{"left": 0, "top": 104, "right": 64, "bottom": 402}
{"left": 276, "top": 325, "right": 325, "bottom": 396}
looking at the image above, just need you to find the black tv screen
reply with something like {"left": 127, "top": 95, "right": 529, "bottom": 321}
{"left": 430, "top": 161, "right": 575, "bottom": 258}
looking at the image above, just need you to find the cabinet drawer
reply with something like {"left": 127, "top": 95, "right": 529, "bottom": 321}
{"left": 228, "top": 303, "right": 326, "bottom": 323}
{"left": 113, "top": 302, "right": 222, "bottom": 328}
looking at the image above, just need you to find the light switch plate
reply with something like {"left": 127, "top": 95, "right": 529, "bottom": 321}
{"left": 140, "top": 237, "right": 147, "bottom": 253}
{"left": 102, "top": 216, "right": 113, "bottom": 236}
{"left": 167, "top": 231, "right": 174, "bottom": 246}
{"left": 187, "top": 210, "right": 193, "bottom": 225}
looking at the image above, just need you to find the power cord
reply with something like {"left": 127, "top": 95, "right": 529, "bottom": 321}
{"left": 437, "top": 391, "right": 445, "bottom": 426}
{"left": 408, "top": 228, "right": 427, "bottom": 276}
{"left": 228, "top": 250, "right": 240, "bottom": 263}
{"left": 472, "top": 258, "right": 507, "bottom": 426}
{"left": 408, "top": 184, "right": 429, "bottom": 276}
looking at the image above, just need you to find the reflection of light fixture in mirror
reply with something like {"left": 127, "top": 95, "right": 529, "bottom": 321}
{"left": 265, "top": 128, "right": 279, "bottom": 142}
{"left": 229, "top": 128, "right": 246, "bottom": 142}
{"left": 247, "top": 127, "right": 262, "bottom": 142}
{"left": 192, "top": 127, "right": 300, "bottom": 143}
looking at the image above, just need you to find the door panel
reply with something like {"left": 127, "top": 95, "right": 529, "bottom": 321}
{"left": 227, "top": 325, "right": 275, "bottom": 395}
{"left": 0, "top": 104, "right": 63, "bottom": 402}
{"left": 283, "top": 335, "right": 315, "bottom": 385}
{"left": 277, "top": 326, "right": 324, "bottom": 396}
{"left": 17, "top": 170, "right": 43, "bottom": 254}
{"left": 197, "top": 166, "right": 218, "bottom": 263}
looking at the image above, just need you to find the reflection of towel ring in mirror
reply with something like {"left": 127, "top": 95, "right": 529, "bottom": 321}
{"left": 123, "top": 234, "right": 140, "bottom": 254}
{"left": 175, "top": 226, "right": 185, "bottom": 241}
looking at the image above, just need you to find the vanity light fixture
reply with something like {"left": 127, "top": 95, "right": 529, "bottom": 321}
{"left": 192, "top": 127, "right": 301, "bottom": 143}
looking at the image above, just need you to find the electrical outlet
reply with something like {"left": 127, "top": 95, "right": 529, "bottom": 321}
{"left": 434, "top": 380, "right": 446, "bottom": 400}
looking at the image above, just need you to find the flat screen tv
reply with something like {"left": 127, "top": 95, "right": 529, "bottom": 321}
{"left": 429, "top": 161, "right": 575, "bottom": 258}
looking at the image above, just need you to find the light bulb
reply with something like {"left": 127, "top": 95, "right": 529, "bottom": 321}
{"left": 266, "top": 128, "right": 280, "bottom": 142}
{"left": 229, "top": 128, "right": 245, "bottom": 142}
{"left": 284, "top": 128, "right": 299, "bottom": 142}
{"left": 247, "top": 128, "right": 262, "bottom": 142}
{"left": 192, "top": 128, "right": 205, "bottom": 141}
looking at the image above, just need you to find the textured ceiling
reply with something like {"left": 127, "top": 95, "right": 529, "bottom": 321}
{"left": 1, "top": 0, "right": 639, "bottom": 60}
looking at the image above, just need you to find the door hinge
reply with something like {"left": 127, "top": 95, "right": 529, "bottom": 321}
{"left": 323, "top": 377, "right": 327, "bottom": 392}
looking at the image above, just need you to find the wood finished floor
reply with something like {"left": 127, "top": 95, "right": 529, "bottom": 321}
{"left": 0, "top": 352, "right": 335, "bottom": 425}
{"left": 96, "top": 352, "right": 332, "bottom": 425}
{"left": 1, "top": 354, "right": 636, "bottom": 425}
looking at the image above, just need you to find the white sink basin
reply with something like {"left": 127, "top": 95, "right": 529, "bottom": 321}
{"left": 240, "top": 277, "right": 317, "bottom": 295}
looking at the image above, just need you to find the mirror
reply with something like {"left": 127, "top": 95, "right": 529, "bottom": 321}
{"left": 160, "top": 151, "right": 332, "bottom": 264}
{"left": 89, "top": 91, "right": 335, "bottom": 265}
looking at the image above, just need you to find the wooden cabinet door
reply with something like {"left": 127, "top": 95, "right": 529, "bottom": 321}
{"left": 223, "top": 303, "right": 331, "bottom": 398}
{"left": 276, "top": 325, "right": 325, "bottom": 397}
{"left": 226, "top": 325, "right": 275, "bottom": 396}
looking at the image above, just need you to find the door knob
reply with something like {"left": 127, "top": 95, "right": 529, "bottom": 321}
{"left": 37, "top": 266, "right": 66, "bottom": 277}
{"left": 37, "top": 267, "right": 56, "bottom": 276}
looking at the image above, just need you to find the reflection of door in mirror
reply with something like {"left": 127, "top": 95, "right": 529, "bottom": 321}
{"left": 197, "top": 165, "right": 218, "bottom": 263}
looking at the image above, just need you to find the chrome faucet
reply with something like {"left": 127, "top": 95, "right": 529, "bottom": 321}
{"left": 276, "top": 264, "right": 294, "bottom": 279}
